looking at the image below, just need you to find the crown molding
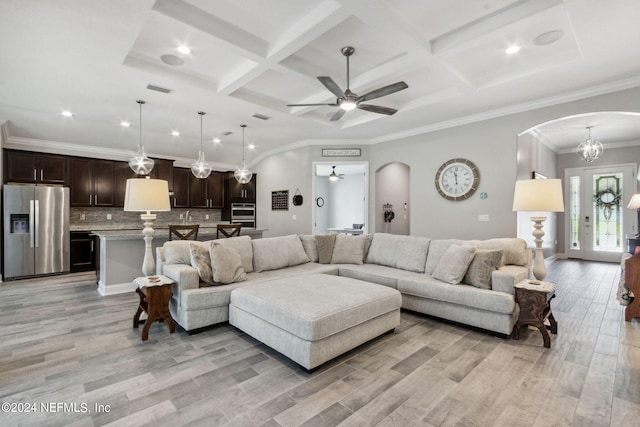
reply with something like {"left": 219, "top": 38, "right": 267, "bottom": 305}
{"left": 370, "top": 76, "right": 640, "bottom": 144}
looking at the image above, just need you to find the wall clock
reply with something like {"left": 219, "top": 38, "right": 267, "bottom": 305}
{"left": 434, "top": 158, "right": 480, "bottom": 201}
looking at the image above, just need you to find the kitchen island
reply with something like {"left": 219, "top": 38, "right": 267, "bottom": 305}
{"left": 90, "top": 226, "right": 266, "bottom": 296}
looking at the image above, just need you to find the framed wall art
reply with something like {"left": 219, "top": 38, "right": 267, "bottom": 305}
{"left": 271, "top": 190, "right": 289, "bottom": 210}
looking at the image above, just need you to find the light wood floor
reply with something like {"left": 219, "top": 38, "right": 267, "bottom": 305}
{"left": 1, "top": 260, "right": 639, "bottom": 426}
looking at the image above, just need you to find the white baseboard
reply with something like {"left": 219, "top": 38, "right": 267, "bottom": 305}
{"left": 98, "top": 280, "right": 136, "bottom": 296}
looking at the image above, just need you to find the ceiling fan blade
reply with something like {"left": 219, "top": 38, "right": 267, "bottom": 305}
{"left": 356, "top": 81, "right": 408, "bottom": 103}
{"left": 287, "top": 103, "right": 338, "bottom": 107}
{"left": 330, "top": 109, "right": 346, "bottom": 121}
{"left": 318, "top": 76, "right": 345, "bottom": 98}
{"left": 357, "top": 104, "right": 398, "bottom": 115}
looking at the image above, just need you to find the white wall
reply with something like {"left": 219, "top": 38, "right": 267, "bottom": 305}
{"left": 328, "top": 173, "right": 365, "bottom": 229}
{"left": 314, "top": 176, "right": 329, "bottom": 234}
{"left": 253, "top": 87, "right": 640, "bottom": 240}
{"left": 375, "top": 162, "right": 410, "bottom": 235}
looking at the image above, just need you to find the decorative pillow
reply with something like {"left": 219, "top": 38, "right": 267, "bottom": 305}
{"left": 163, "top": 240, "right": 193, "bottom": 264}
{"left": 366, "top": 233, "right": 431, "bottom": 272}
{"left": 252, "top": 234, "right": 310, "bottom": 272}
{"left": 215, "top": 235, "right": 254, "bottom": 273}
{"left": 331, "top": 235, "right": 367, "bottom": 264}
{"left": 316, "top": 234, "right": 336, "bottom": 264}
{"left": 189, "top": 242, "right": 214, "bottom": 285}
{"left": 210, "top": 242, "right": 247, "bottom": 284}
{"left": 298, "top": 234, "right": 319, "bottom": 262}
{"left": 432, "top": 245, "right": 476, "bottom": 285}
{"left": 462, "top": 249, "right": 503, "bottom": 289}
{"left": 425, "top": 239, "right": 469, "bottom": 274}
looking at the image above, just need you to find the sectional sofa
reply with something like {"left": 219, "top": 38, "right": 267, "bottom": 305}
{"left": 156, "top": 233, "right": 530, "bottom": 337}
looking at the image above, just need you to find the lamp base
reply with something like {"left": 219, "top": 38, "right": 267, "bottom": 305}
{"left": 141, "top": 212, "right": 157, "bottom": 277}
{"left": 531, "top": 216, "right": 547, "bottom": 281}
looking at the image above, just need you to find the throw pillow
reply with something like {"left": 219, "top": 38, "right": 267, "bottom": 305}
{"left": 316, "top": 234, "right": 336, "bottom": 264}
{"left": 424, "top": 239, "right": 469, "bottom": 274}
{"left": 298, "top": 234, "right": 319, "bottom": 262}
{"left": 215, "top": 235, "right": 254, "bottom": 273}
{"left": 432, "top": 245, "right": 476, "bottom": 285}
{"left": 210, "top": 242, "right": 247, "bottom": 284}
{"left": 252, "top": 234, "right": 310, "bottom": 272}
{"left": 478, "top": 238, "right": 529, "bottom": 267}
{"left": 331, "top": 234, "right": 367, "bottom": 264}
{"left": 189, "top": 242, "right": 214, "bottom": 285}
{"left": 462, "top": 249, "right": 503, "bottom": 289}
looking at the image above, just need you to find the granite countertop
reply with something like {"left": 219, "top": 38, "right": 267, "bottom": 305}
{"left": 70, "top": 223, "right": 234, "bottom": 232}
{"left": 88, "top": 226, "right": 266, "bottom": 238}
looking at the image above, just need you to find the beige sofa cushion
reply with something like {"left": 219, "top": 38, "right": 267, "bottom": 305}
{"left": 478, "top": 238, "right": 529, "bottom": 267}
{"left": 298, "top": 234, "right": 319, "bottom": 262}
{"left": 164, "top": 240, "right": 197, "bottom": 265}
{"left": 252, "top": 234, "right": 310, "bottom": 272}
{"left": 366, "top": 233, "right": 431, "bottom": 273}
{"left": 425, "top": 239, "right": 469, "bottom": 274}
{"left": 215, "top": 235, "right": 254, "bottom": 273}
{"left": 331, "top": 235, "right": 367, "bottom": 264}
{"left": 316, "top": 234, "right": 336, "bottom": 264}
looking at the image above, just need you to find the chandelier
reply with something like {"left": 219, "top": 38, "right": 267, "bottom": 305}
{"left": 128, "top": 100, "right": 155, "bottom": 175}
{"left": 576, "top": 126, "right": 603, "bottom": 163}
{"left": 234, "top": 124, "right": 253, "bottom": 184}
{"left": 191, "top": 111, "right": 212, "bottom": 179}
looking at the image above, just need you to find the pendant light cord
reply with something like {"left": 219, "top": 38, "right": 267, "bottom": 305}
{"left": 241, "top": 124, "right": 247, "bottom": 165}
{"left": 137, "top": 100, "right": 145, "bottom": 147}
{"left": 198, "top": 111, "right": 205, "bottom": 152}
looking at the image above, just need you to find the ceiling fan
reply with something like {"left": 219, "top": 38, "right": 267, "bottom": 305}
{"left": 287, "top": 46, "right": 408, "bottom": 121}
{"left": 328, "top": 166, "right": 344, "bottom": 181}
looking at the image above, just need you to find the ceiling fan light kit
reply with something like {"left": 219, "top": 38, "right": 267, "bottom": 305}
{"left": 287, "top": 46, "right": 408, "bottom": 121}
{"left": 234, "top": 124, "right": 253, "bottom": 184}
{"left": 191, "top": 111, "right": 212, "bottom": 179}
{"left": 128, "top": 99, "right": 155, "bottom": 175}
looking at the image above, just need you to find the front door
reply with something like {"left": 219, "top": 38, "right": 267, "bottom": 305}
{"left": 565, "top": 164, "right": 636, "bottom": 262}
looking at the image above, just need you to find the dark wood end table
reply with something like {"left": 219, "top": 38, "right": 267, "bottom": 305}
{"left": 133, "top": 276, "right": 176, "bottom": 341}
{"left": 512, "top": 280, "right": 557, "bottom": 348}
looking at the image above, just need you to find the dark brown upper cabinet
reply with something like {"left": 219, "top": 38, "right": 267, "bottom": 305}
{"left": 69, "top": 158, "right": 115, "bottom": 207}
{"left": 4, "top": 150, "right": 68, "bottom": 184}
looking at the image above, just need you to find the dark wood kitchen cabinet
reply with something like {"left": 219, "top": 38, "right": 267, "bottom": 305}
{"left": 70, "top": 231, "right": 96, "bottom": 272}
{"left": 114, "top": 161, "right": 138, "bottom": 207}
{"left": 172, "top": 168, "right": 191, "bottom": 208}
{"left": 69, "top": 158, "right": 115, "bottom": 207}
{"left": 190, "top": 171, "right": 225, "bottom": 209}
{"left": 4, "top": 150, "right": 68, "bottom": 184}
{"left": 222, "top": 172, "right": 257, "bottom": 220}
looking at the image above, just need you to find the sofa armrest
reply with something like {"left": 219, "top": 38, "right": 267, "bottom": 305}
{"left": 156, "top": 247, "right": 166, "bottom": 275}
{"left": 492, "top": 265, "right": 529, "bottom": 295}
{"left": 163, "top": 264, "right": 200, "bottom": 308}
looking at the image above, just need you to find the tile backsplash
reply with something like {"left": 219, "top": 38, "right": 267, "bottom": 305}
{"left": 71, "top": 207, "right": 222, "bottom": 230}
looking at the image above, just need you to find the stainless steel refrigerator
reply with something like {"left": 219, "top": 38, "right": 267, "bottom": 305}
{"left": 3, "top": 184, "right": 70, "bottom": 280}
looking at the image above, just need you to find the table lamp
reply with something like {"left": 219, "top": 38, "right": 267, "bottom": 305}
{"left": 124, "top": 177, "right": 171, "bottom": 276}
{"left": 512, "top": 178, "right": 564, "bottom": 281}
{"left": 627, "top": 194, "right": 640, "bottom": 237}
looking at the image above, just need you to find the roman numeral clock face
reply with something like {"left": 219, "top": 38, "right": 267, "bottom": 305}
{"left": 435, "top": 159, "right": 480, "bottom": 201}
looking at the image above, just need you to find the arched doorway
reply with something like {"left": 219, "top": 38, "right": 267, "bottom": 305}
{"left": 375, "top": 162, "right": 410, "bottom": 235}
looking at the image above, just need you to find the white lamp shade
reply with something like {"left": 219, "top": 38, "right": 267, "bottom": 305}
{"left": 627, "top": 194, "right": 640, "bottom": 209}
{"left": 512, "top": 179, "right": 564, "bottom": 212}
{"left": 124, "top": 178, "right": 171, "bottom": 212}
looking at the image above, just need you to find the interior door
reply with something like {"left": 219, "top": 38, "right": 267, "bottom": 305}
{"left": 565, "top": 164, "right": 637, "bottom": 261}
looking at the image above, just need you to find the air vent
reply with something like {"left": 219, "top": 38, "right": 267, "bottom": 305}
{"left": 252, "top": 113, "right": 271, "bottom": 120}
{"left": 221, "top": 131, "right": 233, "bottom": 136}
{"left": 146, "top": 84, "right": 172, "bottom": 94}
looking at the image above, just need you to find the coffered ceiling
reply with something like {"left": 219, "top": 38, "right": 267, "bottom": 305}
{"left": 1, "top": 0, "right": 640, "bottom": 169}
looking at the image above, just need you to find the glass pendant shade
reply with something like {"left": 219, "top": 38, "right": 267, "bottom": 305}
{"left": 576, "top": 126, "right": 603, "bottom": 163}
{"left": 191, "top": 111, "right": 212, "bottom": 179}
{"left": 129, "top": 100, "right": 154, "bottom": 175}
{"left": 234, "top": 124, "right": 252, "bottom": 184}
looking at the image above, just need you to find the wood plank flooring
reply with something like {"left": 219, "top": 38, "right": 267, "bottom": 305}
{"left": 1, "top": 260, "right": 639, "bottom": 426}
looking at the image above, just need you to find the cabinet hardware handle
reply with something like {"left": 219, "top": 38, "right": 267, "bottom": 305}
{"left": 34, "top": 169, "right": 37, "bottom": 181}
{"left": 40, "top": 170, "right": 43, "bottom": 181}
{"left": 173, "top": 198, "right": 176, "bottom": 207}
{"left": 94, "top": 195, "right": 97, "bottom": 205}
{"left": 90, "top": 240, "right": 94, "bottom": 252}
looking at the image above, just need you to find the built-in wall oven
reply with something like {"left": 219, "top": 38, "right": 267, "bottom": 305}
{"left": 231, "top": 202, "right": 255, "bottom": 228}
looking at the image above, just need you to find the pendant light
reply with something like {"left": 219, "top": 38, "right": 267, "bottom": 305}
{"left": 234, "top": 124, "right": 253, "bottom": 184}
{"left": 191, "top": 111, "right": 212, "bottom": 179}
{"left": 128, "top": 100, "right": 155, "bottom": 175}
{"left": 576, "top": 126, "right": 603, "bottom": 163}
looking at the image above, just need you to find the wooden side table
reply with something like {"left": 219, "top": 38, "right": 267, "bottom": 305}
{"left": 512, "top": 280, "right": 557, "bottom": 348}
{"left": 133, "top": 276, "right": 176, "bottom": 341}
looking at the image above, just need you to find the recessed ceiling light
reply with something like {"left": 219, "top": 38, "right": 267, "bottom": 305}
{"left": 505, "top": 45, "right": 521, "bottom": 55}
{"left": 120, "top": 121, "right": 131, "bottom": 127}
{"left": 533, "top": 30, "right": 564, "bottom": 46}
{"left": 248, "top": 143, "right": 256, "bottom": 150}
{"left": 177, "top": 45, "right": 191, "bottom": 54}
{"left": 61, "top": 110, "right": 73, "bottom": 117}
{"left": 213, "top": 137, "right": 221, "bottom": 143}
{"left": 171, "top": 130, "right": 181, "bottom": 136}
{"left": 160, "top": 54, "right": 184, "bottom": 66}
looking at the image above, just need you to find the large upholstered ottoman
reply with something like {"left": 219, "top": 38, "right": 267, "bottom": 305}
{"left": 229, "top": 274, "right": 402, "bottom": 370}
